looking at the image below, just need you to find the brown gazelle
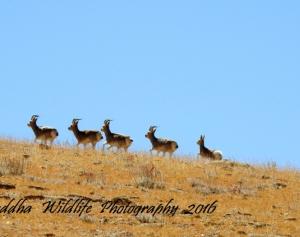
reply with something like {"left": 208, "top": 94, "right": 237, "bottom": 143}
{"left": 197, "top": 135, "right": 222, "bottom": 160}
{"left": 145, "top": 126, "right": 178, "bottom": 157}
{"left": 68, "top": 119, "right": 103, "bottom": 149}
{"left": 101, "top": 119, "right": 133, "bottom": 152}
{"left": 27, "top": 115, "right": 59, "bottom": 146}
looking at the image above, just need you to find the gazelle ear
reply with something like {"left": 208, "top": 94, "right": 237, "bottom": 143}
{"left": 104, "top": 119, "right": 112, "bottom": 125}
{"left": 31, "top": 115, "right": 39, "bottom": 120}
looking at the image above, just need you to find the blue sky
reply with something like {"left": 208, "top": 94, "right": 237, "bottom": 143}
{"left": 0, "top": 1, "right": 299, "bottom": 168}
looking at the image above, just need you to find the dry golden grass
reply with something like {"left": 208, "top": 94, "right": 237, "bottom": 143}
{"left": 0, "top": 139, "right": 299, "bottom": 237}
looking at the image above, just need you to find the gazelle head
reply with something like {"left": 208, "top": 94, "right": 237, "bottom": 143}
{"left": 101, "top": 119, "right": 112, "bottom": 133}
{"left": 145, "top": 126, "right": 157, "bottom": 138}
{"left": 197, "top": 135, "right": 205, "bottom": 146}
{"left": 68, "top": 118, "right": 81, "bottom": 131}
{"left": 27, "top": 115, "right": 39, "bottom": 128}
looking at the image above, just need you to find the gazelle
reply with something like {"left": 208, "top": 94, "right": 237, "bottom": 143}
{"left": 101, "top": 119, "right": 133, "bottom": 152}
{"left": 145, "top": 126, "right": 178, "bottom": 157}
{"left": 27, "top": 115, "right": 59, "bottom": 146}
{"left": 197, "top": 135, "right": 223, "bottom": 160}
{"left": 68, "top": 119, "right": 103, "bottom": 149}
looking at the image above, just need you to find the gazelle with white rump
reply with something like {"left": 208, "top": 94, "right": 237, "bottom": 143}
{"left": 101, "top": 119, "right": 133, "bottom": 152}
{"left": 27, "top": 115, "right": 59, "bottom": 146}
{"left": 197, "top": 135, "right": 223, "bottom": 160}
{"left": 145, "top": 126, "right": 178, "bottom": 157}
{"left": 68, "top": 119, "right": 103, "bottom": 149}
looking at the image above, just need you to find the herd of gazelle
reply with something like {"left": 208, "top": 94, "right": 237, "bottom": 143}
{"left": 27, "top": 115, "right": 223, "bottom": 160}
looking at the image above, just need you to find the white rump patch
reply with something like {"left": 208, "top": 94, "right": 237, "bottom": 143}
{"left": 213, "top": 150, "right": 223, "bottom": 156}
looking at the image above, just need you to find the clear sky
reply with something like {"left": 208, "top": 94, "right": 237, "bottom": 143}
{"left": 0, "top": 1, "right": 299, "bottom": 168}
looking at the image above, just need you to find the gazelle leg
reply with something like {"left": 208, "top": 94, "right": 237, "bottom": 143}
{"left": 102, "top": 143, "right": 108, "bottom": 151}
{"left": 107, "top": 145, "right": 112, "bottom": 151}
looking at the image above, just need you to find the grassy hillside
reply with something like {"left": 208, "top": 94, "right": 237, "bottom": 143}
{"left": 0, "top": 139, "right": 299, "bottom": 237}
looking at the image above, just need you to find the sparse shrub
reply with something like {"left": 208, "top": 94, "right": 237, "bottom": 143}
{"left": 230, "top": 183, "right": 257, "bottom": 196}
{"left": 133, "top": 163, "right": 165, "bottom": 189}
{"left": 0, "top": 157, "right": 26, "bottom": 176}
{"left": 203, "top": 167, "right": 218, "bottom": 180}
{"left": 190, "top": 179, "right": 226, "bottom": 195}
{"left": 79, "top": 170, "right": 106, "bottom": 187}
{"left": 136, "top": 213, "right": 160, "bottom": 224}
{"left": 80, "top": 214, "right": 97, "bottom": 223}
{"left": 265, "top": 161, "right": 277, "bottom": 170}
{"left": 108, "top": 231, "right": 134, "bottom": 237}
